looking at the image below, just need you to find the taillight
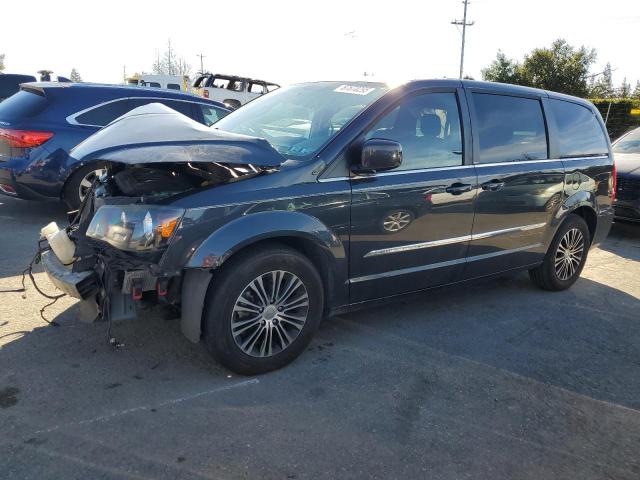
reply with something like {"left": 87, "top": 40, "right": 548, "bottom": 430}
{"left": 0, "top": 128, "right": 53, "bottom": 148}
{"left": 611, "top": 161, "right": 617, "bottom": 202}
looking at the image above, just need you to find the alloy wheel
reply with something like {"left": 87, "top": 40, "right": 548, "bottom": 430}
{"left": 383, "top": 211, "right": 412, "bottom": 232}
{"left": 231, "top": 270, "right": 310, "bottom": 357}
{"left": 78, "top": 168, "right": 107, "bottom": 202}
{"left": 554, "top": 227, "right": 585, "bottom": 281}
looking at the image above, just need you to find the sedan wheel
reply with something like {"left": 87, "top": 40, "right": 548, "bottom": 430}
{"left": 78, "top": 168, "right": 106, "bottom": 202}
{"left": 231, "top": 270, "right": 310, "bottom": 358}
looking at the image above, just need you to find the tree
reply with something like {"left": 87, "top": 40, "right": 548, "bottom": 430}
{"left": 589, "top": 63, "right": 614, "bottom": 98}
{"left": 633, "top": 81, "right": 640, "bottom": 100}
{"left": 619, "top": 78, "right": 631, "bottom": 98}
{"left": 69, "top": 68, "right": 82, "bottom": 82}
{"left": 518, "top": 39, "right": 596, "bottom": 97}
{"left": 482, "top": 39, "right": 597, "bottom": 97}
{"left": 481, "top": 51, "right": 521, "bottom": 84}
{"left": 0, "top": 53, "right": 5, "bottom": 72}
{"left": 152, "top": 40, "right": 191, "bottom": 77}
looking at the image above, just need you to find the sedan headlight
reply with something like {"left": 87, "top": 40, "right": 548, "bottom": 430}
{"left": 86, "top": 205, "right": 185, "bottom": 252}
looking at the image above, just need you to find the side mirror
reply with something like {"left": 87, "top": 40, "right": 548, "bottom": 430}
{"left": 355, "top": 138, "right": 403, "bottom": 173}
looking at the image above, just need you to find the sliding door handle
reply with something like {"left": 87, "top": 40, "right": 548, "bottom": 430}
{"left": 445, "top": 183, "right": 472, "bottom": 195}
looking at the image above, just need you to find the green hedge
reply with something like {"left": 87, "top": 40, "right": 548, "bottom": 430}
{"left": 589, "top": 98, "right": 640, "bottom": 140}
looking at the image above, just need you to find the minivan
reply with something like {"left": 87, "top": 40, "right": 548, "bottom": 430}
{"left": 42, "top": 80, "right": 615, "bottom": 374}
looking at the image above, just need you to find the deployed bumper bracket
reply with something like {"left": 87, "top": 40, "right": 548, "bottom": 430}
{"left": 41, "top": 250, "right": 99, "bottom": 300}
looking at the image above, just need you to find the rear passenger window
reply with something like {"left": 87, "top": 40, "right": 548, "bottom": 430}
{"left": 548, "top": 99, "right": 608, "bottom": 158}
{"left": 75, "top": 99, "right": 132, "bottom": 126}
{"left": 472, "top": 93, "right": 547, "bottom": 163}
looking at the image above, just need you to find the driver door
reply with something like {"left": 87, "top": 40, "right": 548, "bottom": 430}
{"left": 349, "top": 89, "right": 477, "bottom": 303}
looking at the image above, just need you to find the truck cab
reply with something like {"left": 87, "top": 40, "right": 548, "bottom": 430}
{"left": 192, "top": 73, "right": 279, "bottom": 109}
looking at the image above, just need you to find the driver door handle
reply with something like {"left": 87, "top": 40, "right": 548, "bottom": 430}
{"left": 445, "top": 182, "right": 473, "bottom": 195}
{"left": 481, "top": 179, "right": 506, "bottom": 191}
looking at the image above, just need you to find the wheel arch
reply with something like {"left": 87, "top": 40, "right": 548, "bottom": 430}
{"left": 555, "top": 191, "right": 598, "bottom": 245}
{"left": 180, "top": 211, "right": 347, "bottom": 343}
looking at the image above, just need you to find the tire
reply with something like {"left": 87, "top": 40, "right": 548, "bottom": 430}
{"left": 203, "top": 244, "right": 324, "bottom": 375}
{"left": 63, "top": 162, "right": 108, "bottom": 210}
{"left": 529, "top": 214, "right": 591, "bottom": 291}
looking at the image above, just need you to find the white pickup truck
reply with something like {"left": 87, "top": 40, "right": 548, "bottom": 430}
{"left": 192, "top": 73, "right": 280, "bottom": 109}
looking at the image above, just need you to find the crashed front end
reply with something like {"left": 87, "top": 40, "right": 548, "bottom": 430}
{"left": 41, "top": 103, "right": 282, "bottom": 330}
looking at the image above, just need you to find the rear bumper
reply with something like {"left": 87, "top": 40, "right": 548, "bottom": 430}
{"left": 592, "top": 209, "right": 615, "bottom": 248}
{"left": 0, "top": 161, "right": 54, "bottom": 201}
{"left": 614, "top": 199, "right": 640, "bottom": 223}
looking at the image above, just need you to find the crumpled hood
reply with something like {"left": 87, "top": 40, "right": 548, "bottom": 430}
{"left": 69, "top": 102, "right": 285, "bottom": 167}
{"left": 614, "top": 153, "right": 640, "bottom": 177}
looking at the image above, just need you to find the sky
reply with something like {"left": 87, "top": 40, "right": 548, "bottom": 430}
{"left": 1, "top": 0, "right": 638, "bottom": 89}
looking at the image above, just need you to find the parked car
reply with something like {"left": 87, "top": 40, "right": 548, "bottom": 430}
{"left": 192, "top": 73, "right": 279, "bottom": 109}
{"left": 41, "top": 80, "right": 615, "bottom": 374}
{"left": 612, "top": 127, "right": 640, "bottom": 222}
{"left": 0, "top": 82, "right": 229, "bottom": 208}
{"left": 0, "top": 73, "right": 37, "bottom": 101}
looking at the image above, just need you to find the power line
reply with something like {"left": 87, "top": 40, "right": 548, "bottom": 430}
{"left": 451, "top": 0, "right": 475, "bottom": 79}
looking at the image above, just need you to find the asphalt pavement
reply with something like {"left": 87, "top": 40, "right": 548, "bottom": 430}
{"left": 1, "top": 195, "right": 639, "bottom": 480}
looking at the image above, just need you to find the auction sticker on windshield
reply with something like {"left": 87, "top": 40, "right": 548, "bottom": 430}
{"left": 334, "top": 85, "right": 376, "bottom": 95}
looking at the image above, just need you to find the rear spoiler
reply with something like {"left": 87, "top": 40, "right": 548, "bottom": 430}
{"left": 20, "top": 84, "right": 46, "bottom": 97}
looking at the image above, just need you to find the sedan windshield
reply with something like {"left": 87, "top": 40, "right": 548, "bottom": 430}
{"left": 214, "top": 82, "right": 388, "bottom": 159}
{"left": 613, "top": 128, "right": 640, "bottom": 154}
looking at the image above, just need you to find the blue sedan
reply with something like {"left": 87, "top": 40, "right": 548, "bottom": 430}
{"left": 0, "top": 82, "right": 229, "bottom": 208}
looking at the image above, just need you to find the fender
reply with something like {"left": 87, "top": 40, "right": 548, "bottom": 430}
{"left": 180, "top": 210, "right": 347, "bottom": 343}
{"left": 187, "top": 210, "right": 345, "bottom": 269}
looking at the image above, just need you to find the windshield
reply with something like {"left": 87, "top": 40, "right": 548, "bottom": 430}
{"left": 613, "top": 128, "right": 640, "bottom": 154}
{"left": 214, "top": 82, "right": 388, "bottom": 159}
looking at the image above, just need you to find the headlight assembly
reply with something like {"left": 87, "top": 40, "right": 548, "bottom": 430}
{"left": 86, "top": 205, "right": 185, "bottom": 252}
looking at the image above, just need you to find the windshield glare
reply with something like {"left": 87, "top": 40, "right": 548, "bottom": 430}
{"left": 613, "top": 128, "right": 640, "bottom": 154}
{"left": 214, "top": 82, "right": 388, "bottom": 159}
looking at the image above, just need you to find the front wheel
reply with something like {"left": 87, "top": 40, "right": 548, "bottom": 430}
{"left": 529, "top": 214, "right": 590, "bottom": 291}
{"left": 203, "top": 244, "right": 324, "bottom": 375}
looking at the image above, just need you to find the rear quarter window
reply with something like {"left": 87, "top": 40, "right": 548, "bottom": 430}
{"left": 548, "top": 99, "right": 608, "bottom": 158}
{"left": 0, "top": 90, "right": 48, "bottom": 120}
{"left": 74, "top": 99, "right": 133, "bottom": 126}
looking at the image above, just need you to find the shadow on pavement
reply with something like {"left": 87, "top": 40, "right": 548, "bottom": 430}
{"left": 599, "top": 221, "right": 640, "bottom": 260}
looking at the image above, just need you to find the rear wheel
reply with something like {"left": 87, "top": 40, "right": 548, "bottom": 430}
{"left": 63, "top": 163, "right": 108, "bottom": 210}
{"left": 203, "top": 244, "right": 324, "bottom": 375}
{"left": 529, "top": 214, "right": 590, "bottom": 291}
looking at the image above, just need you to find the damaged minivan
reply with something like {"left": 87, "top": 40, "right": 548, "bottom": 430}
{"left": 41, "top": 80, "right": 615, "bottom": 374}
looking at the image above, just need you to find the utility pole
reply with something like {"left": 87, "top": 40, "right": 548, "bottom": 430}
{"left": 197, "top": 53, "right": 205, "bottom": 74}
{"left": 451, "top": 0, "right": 474, "bottom": 79}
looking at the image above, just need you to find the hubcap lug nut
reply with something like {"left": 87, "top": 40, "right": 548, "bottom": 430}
{"left": 277, "top": 306, "right": 283, "bottom": 312}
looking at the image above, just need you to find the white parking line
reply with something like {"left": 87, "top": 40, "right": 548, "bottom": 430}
{"left": 34, "top": 378, "right": 260, "bottom": 434}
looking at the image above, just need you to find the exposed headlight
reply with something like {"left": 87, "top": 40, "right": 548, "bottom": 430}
{"left": 86, "top": 205, "right": 185, "bottom": 252}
